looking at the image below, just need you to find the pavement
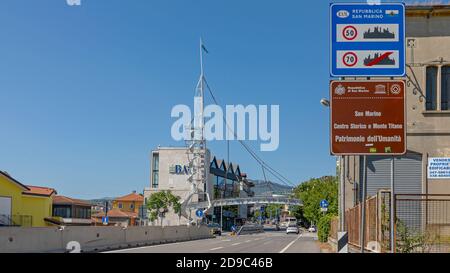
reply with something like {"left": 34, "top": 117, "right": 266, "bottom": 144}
{"left": 104, "top": 230, "right": 321, "bottom": 253}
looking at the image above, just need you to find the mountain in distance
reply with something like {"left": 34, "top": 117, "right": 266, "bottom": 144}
{"left": 249, "top": 179, "right": 293, "bottom": 197}
{"left": 86, "top": 197, "right": 115, "bottom": 206}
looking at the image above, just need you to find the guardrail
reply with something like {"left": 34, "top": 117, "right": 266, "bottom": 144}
{"left": 237, "top": 224, "right": 264, "bottom": 235}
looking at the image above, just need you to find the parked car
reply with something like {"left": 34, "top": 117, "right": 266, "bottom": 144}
{"left": 286, "top": 224, "right": 300, "bottom": 235}
{"left": 308, "top": 225, "right": 317, "bottom": 233}
{"left": 208, "top": 223, "right": 222, "bottom": 236}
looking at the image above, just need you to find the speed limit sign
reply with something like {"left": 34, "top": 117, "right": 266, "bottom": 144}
{"left": 342, "top": 26, "right": 357, "bottom": 41}
{"left": 342, "top": 52, "right": 358, "bottom": 67}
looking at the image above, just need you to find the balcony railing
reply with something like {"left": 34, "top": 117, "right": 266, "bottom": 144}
{"left": 0, "top": 214, "right": 33, "bottom": 227}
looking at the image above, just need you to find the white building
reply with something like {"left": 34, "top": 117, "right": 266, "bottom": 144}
{"left": 144, "top": 146, "right": 254, "bottom": 228}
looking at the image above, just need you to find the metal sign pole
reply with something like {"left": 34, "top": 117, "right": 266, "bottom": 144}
{"left": 340, "top": 156, "right": 346, "bottom": 231}
{"left": 360, "top": 155, "right": 367, "bottom": 253}
{"left": 390, "top": 156, "right": 395, "bottom": 253}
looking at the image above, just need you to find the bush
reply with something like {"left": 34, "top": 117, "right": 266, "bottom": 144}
{"left": 317, "top": 214, "right": 333, "bottom": 243}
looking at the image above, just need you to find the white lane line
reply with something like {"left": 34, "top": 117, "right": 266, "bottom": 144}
{"left": 262, "top": 241, "right": 271, "bottom": 245}
{"left": 232, "top": 243, "right": 241, "bottom": 246}
{"left": 279, "top": 234, "right": 303, "bottom": 254}
{"left": 104, "top": 241, "right": 185, "bottom": 253}
{"left": 210, "top": 247, "right": 224, "bottom": 251}
{"left": 221, "top": 239, "right": 231, "bottom": 242}
{"left": 245, "top": 240, "right": 251, "bottom": 243}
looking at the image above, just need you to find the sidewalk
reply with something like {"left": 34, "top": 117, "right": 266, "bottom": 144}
{"left": 317, "top": 241, "right": 335, "bottom": 253}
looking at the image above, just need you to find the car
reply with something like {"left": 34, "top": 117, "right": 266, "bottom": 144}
{"left": 308, "top": 225, "right": 317, "bottom": 233}
{"left": 286, "top": 224, "right": 300, "bottom": 235}
{"left": 208, "top": 223, "right": 222, "bottom": 236}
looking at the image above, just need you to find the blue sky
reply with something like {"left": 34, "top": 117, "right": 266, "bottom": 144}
{"left": 0, "top": 0, "right": 439, "bottom": 199}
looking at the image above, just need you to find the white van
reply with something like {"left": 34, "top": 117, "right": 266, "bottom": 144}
{"left": 281, "top": 217, "right": 297, "bottom": 228}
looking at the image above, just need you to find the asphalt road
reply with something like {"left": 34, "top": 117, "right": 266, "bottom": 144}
{"left": 105, "top": 230, "right": 321, "bottom": 253}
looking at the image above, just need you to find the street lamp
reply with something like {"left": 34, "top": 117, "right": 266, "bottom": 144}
{"left": 320, "top": 98, "right": 346, "bottom": 234}
{"left": 159, "top": 208, "right": 167, "bottom": 227}
{"left": 320, "top": 98, "right": 330, "bottom": 107}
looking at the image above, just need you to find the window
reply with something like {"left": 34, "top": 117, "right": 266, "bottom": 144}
{"left": 53, "top": 206, "right": 71, "bottom": 218}
{"left": 118, "top": 203, "right": 123, "bottom": 209}
{"left": 214, "top": 176, "right": 225, "bottom": 199}
{"left": 130, "top": 203, "right": 135, "bottom": 210}
{"left": 441, "top": 66, "right": 450, "bottom": 110}
{"left": 152, "top": 153, "right": 159, "bottom": 188}
{"left": 426, "top": 66, "right": 438, "bottom": 111}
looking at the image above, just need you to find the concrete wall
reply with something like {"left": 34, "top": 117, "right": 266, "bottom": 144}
{"left": 0, "top": 225, "right": 213, "bottom": 253}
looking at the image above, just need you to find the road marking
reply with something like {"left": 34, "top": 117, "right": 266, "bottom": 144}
{"left": 365, "top": 51, "right": 393, "bottom": 66}
{"left": 210, "top": 247, "right": 224, "bottom": 251}
{"left": 221, "top": 239, "right": 231, "bottom": 242}
{"left": 279, "top": 234, "right": 303, "bottom": 254}
{"left": 245, "top": 240, "right": 251, "bottom": 243}
{"left": 232, "top": 243, "right": 241, "bottom": 246}
{"left": 103, "top": 241, "right": 186, "bottom": 253}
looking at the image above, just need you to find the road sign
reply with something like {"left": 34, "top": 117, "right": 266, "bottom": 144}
{"left": 195, "top": 209, "right": 204, "bottom": 219}
{"left": 102, "top": 216, "right": 109, "bottom": 225}
{"left": 330, "top": 80, "right": 406, "bottom": 155}
{"left": 330, "top": 3, "right": 405, "bottom": 77}
{"left": 320, "top": 200, "right": 329, "bottom": 209}
{"left": 428, "top": 158, "right": 450, "bottom": 179}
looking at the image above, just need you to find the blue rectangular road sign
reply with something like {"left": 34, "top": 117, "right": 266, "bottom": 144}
{"left": 330, "top": 3, "right": 405, "bottom": 77}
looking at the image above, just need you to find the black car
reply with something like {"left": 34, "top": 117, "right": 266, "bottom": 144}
{"left": 208, "top": 223, "right": 222, "bottom": 236}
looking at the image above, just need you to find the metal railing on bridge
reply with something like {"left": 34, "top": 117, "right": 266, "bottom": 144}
{"left": 0, "top": 214, "right": 33, "bottom": 227}
{"left": 186, "top": 196, "right": 302, "bottom": 210}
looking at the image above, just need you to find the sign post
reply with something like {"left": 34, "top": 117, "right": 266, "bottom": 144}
{"left": 330, "top": 3, "right": 405, "bottom": 77}
{"left": 329, "top": 2, "right": 406, "bottom": 254}
{"left": 428, "top": 158, "right": 450, "bottom": 179}
{"left": 320, "top": 200, "right": 329, "bottom": 215}
{"left": 195, "top": 209, "right": 204, "bottom": 219}
{"left": 330, "top": 80, "right": 406, "bottom": 156}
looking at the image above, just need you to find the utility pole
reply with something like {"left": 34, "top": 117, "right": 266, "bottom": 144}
{"left": 360, "top": 156, "right": 367, "bottom": 253}
{"left": 340, "top": 156, "right": 346, "bottom": 231}
{"left": 390, "top": 156, "right": 395, "bottom": 253}
{"left": 220, "top": 205, "right": 223, "bottom": 232}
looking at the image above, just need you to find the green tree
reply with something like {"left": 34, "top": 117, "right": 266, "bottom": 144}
{"left": 293, "top": 176, "right": 338, "bottom": 240}
{"left": 146, "top": 190, "right": 181, "bottom": 226}
{"left": 317, "top": 214, "right": 333, "bottom": 242}
{"left": 290, "top": 205, "right": 304, "bottom": 223}
{"left": 265, "top": 204, "right": 283, "bottom": 220}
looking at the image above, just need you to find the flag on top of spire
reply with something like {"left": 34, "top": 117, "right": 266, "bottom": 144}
{"left": 201, "top": 39, "right": 209, "bottom": 54}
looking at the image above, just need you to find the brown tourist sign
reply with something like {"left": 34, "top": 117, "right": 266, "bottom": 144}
{"left": 330, "top": 80, "right": 406, "bottom": 155}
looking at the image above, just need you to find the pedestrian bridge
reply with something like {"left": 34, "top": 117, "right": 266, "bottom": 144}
{"left": 186, "top": 196, "right": 302, "bottom": 210}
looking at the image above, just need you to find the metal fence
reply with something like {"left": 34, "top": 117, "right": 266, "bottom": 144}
{"left": 337, "top": 190, "right": 392, "bottom": 252}
{"left": 394, "top": 194, "right": 450, "bottom": 253}
{"left": 344, "top": 194, "right": 380, "bottom": 251}
{"left": 331, "top": 192, "right": 450, "bottom": 253}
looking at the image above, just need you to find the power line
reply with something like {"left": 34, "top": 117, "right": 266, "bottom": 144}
{"left": 203, "top": 77, "right": 295, "bottom": 188}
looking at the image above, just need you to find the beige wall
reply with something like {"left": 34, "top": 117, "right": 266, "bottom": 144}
{"left": 144, "top": 147, "right": 211, "bottom": 226}
{"left": 343, "top": 9, "right": 450, "bottom": 207}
